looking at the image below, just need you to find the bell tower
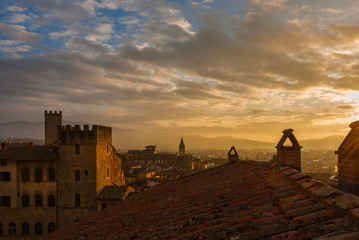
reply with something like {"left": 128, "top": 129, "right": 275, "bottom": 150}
{"left": 179, "top": 137, "right": 185, "bottom": 157}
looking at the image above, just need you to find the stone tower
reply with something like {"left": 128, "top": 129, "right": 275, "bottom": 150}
{"left": 56, "top": 124, "right": 113, "bottom": 228}
{"left": 276, "top": 129, "right": 302, "bottom": 171}
{"left": 336, "top": 121, "right": 359, "bottom": 195}
{"left": 45, "top": 110, "right": 62, "bottom": 145}
{"left": 179, "top": 137, "right": 185, "bottom": 157}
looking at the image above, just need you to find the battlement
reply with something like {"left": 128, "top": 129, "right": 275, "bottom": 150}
{"left": 45, "top": 110, "right": 62, "bottom": 117}
{"left": 57, "top": 124, "right": 112, "bottom": 145}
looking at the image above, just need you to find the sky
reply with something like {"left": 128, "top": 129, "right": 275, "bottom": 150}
{"left": 1, "top": 0, "right": 359, "bottom": 142}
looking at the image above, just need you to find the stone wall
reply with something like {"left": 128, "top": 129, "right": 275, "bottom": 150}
{"left": 45, "top": 111, "right": 62, "bottom": 146}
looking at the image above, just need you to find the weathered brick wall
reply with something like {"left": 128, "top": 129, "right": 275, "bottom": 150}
{"left": 58, "top": 143, "right": 97, "bottom": 228}
{"left": 277, "top": 147, "right": 301, "bottom": 171}
{"left": 338, "top": 152, "right": 359, "bottom": 195}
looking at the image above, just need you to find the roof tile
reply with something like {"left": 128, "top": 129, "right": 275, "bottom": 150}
{"left": 42, "top": 162, "right": 358, "bottom": 240}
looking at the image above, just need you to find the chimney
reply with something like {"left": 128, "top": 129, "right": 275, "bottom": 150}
{"left": 228, "top": 146, "right": 239, "bottom": 163}
{"left": 336, "top": 121, "right": 359, "bottom": 195}
{"left": 276, "top": 129, "right": 302, "bottom": 171}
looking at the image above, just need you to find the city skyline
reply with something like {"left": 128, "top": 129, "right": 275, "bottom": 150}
{"left": 1, "top": 0, "right": 359, "bottom": 142}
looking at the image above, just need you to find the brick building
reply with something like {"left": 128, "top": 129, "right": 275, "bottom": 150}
{"left": 0, "top": 111, "right": 124, "bottom": 239}
{"left": 336, "top": 120, "right": 359, "bottom": 196}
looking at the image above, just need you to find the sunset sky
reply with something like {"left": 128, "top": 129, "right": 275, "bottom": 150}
{"left": 1, "top": 0, "right": 359, "bottom": 142}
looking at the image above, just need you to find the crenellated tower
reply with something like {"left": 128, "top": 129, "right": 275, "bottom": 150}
{"left": 57, "top": 124, "right": 114, "bottom": 228}
{"left": 45, "top": 110, "right": 62, "bottom": 145}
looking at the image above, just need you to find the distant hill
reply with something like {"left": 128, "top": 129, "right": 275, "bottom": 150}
{"left": 301, "top": 135, "right": 345, "bottom": 150}
{"left": 0, "top": 121, "right": 346, "bottom": 151}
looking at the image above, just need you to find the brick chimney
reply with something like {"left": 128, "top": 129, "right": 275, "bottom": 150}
{"left": 336, "top": 121, "right": 359, "bottom": 195}
{"left": 228, "top": 146, "right": 239, "bottom": 163}
{"left": 276, "top": 129, "right": 302, "bottom": 171}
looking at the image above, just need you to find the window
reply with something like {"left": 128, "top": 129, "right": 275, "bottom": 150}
{"left": 22, "top": 195, "right": 29, "bottom": 207}
{"left": 35, "top": 168, "right": 42, "bottom": 182}
{"left": 75, "top": 144, "right": 80, "bottom": 154}
{"left": 22, "top": 222, "right": 29, "bottom": 235}
{"left": 35, "top": 223, "right": 42, "bottom": 235}
{"left": 84, "top": 170, "right": 88, "bottom": 175}
{"left": 0, "top": 222, "right": 2, "bottom": 235}
{"left": 106, "top": 168, "right": 110, "bottom": 178}
{"left": 35, "top": 195, "right": 42, "bottom": 207}
{"left": 22, "top": 168, "right": 29, "bottom": 181}
{"left": 48, "top": 168, "right": 55, "bottom": 181}
{"left": 48, "top": 195, "right": 55, "bottom": 207}
{"left": 0, "top": 172, "right": 10, "bottom": 181}
{"left": 75, "top": 194, "right": 80, "bottom": 207}
{"left": 0, "top": 161, "right": 7, "bottom": 166}
{"left": 0, "top": 196, "right": 10, "bottom": 207}
{"left": 75, "top": 170, "right": 80, "bottom": 181}
{"left": 48, "top": 223, "right": 56, "bottom": 233}
{"left": 101, "top": 203, "right": 107, "bottom": 210}
{"left": 8, "top": 222, "right": 16, "bottom": 235}
{"left": 115, "top": 168, "right": 117, "bottom": 176}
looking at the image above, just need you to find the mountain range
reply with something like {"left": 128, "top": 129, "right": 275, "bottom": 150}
{"left": 0, "top": 121, "right": 346, "bottom": 151}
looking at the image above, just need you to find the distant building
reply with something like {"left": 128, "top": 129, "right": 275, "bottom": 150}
{"left": 179, "top": 137, "right": 185, "bottom": 157}
{"left": 96, "top": 185, "right": 135, "bottom": 211}
{"left": 0, "top": 111, "right": 124, "bottom": 239}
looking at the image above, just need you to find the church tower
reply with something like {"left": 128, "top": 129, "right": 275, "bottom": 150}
{"left": 179, "top": 137, "right": 185, "bottom": 157}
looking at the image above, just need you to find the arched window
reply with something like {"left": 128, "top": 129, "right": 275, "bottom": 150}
{"left": 22, "top": 168, "right": 29, "bottom": 181}
{"left": 48, "top": 223, "right": 56, "bottom": 233}
{"left": 35, "top": 168, "right": 42, "bottom": 182}
{"left": 35, "top": 223, "right": 42, "bottom": 235}
{"left": 35, "top": 195, "right": 42, "bottom": 207}
{"left": 48, "top": 195, "right": 55, "bottom": 207}
{"left": 22, "top": 222, "right": 29, "bottom": 235}
{"left": 75, "top": 170, "right": 80, "bottom": 181}
{"left": 22, "top": 194, "right": 29, "bottom": 207}
{"left": 0, "top": 222, "right": 2, "bottom": 235}
{"left": 75, "top": 193, "right": 80, "bottom": 207}
{"left": 48, "top": 168, "right": 55, "bottom": 181}
{"left": 8, "top": 222, "right": 16, "bottom": 235}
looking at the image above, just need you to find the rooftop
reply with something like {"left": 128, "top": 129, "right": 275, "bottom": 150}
{"left": 97, "top": 186, "right": 133, "bottom": 201}
{"left": 44, "top": 161, "right": 359, "bottom": 240}
{"left": 0, "top": 145, "right": 58, "bottom": 161}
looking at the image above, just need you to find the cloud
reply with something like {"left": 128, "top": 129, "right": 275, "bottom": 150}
{"left": 0, "top": 23, "right": 42, "bottom": 42}
{"left": 85, "top": 23, "right": 113, "bottom": 42}
{"left": 7, "top": 13, "right": 31, "bottom": 23}
{"left": 25, "top": 0, "right": 95, "bottom": 23}
{"left": 337, "top": 105, "right": 354, "bottom": 110}
{"left": 6, "top": 5, "right": 26, "bottom": 12}
{"left": 49, "top": 29, "right": 78, "bottom": 39}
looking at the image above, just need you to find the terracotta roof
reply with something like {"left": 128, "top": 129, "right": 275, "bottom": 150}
{"left": 0, "top": 145, "right": 58, "bottom": 161}
{"left": 43, "top": 161, "right": 359, "bottom": 240}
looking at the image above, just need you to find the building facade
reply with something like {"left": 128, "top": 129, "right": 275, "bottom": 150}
{"left": 0, "top": 111, "right": 124, "bottom": 239}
